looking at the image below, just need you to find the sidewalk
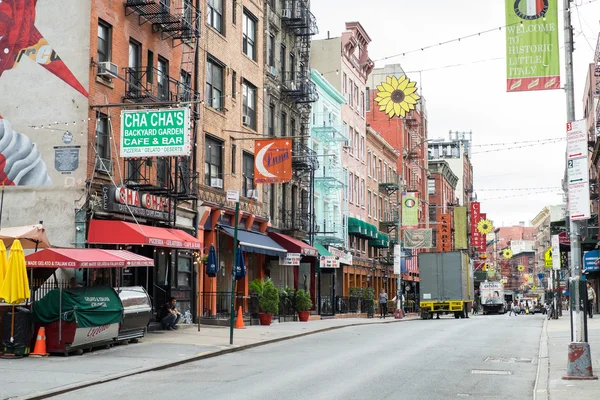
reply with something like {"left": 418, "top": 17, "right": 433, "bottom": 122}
{"left": 539, "top": 313, "right": 600, "bottom": 399}
{"left": 2, "top": 315, "right": 417, "bottom": 400}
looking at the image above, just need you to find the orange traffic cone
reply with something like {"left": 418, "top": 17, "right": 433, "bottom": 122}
{"left": 30, "top": 327, "right": 49, "bottom": 357}
{"left": 234, "top": 306, "right": 246, "bottom": 329}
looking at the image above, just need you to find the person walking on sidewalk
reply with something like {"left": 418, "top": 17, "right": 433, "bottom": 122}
{"left": 379, "top": 288, "right": 388, "bottom": 319}
{"left": 587, "top": 282, "right": 596, "bottom": 319}
{"left": 160, "top": 297, "right": 181, "bottom": 330}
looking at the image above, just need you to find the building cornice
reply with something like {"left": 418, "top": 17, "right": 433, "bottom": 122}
{"left": 428, "top": 160, "right": 459, "bottom": 189}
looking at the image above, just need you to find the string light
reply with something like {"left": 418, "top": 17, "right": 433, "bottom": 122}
{"left": 479, "top": 189, "right": 562, "bottom": 201}
{"left": 471, "top": 139, "right": 564, "bottom": 155}
{"left": 471, "top": 137, "right": 565, "bottom": 147}
{"left": 477, "top": 186, "right": 562, "bottom": 192}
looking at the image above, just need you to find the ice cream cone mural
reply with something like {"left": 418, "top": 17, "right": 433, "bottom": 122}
{"left": 0, "top": 0, "right": 89, "bottom": 186}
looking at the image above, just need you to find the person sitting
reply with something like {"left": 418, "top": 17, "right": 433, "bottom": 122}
{"left": 160, "top": 297, "right": 181, "bottom": 330}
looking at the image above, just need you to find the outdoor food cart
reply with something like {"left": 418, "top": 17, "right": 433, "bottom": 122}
{"left": 25, "top": 248, "right": 154, "bottom": 354}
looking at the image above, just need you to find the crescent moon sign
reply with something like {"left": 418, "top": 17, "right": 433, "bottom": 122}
{"left": 256, "top": 142, "right": 277, "bottom": 178}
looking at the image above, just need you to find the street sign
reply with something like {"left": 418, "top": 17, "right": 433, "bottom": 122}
{"left": 393, "top": 244, "right": 401, "bottom": 274}
{"left": 120, "top": 108, "right": 191, "bottom": 158}
{"left": 567, "top": 158, "right": 589, "bottom": 183}
{"left": 226, "top": 190, "right": 240, "bottom": 203}
{"left": 558, "top": 231, "right": 570, "bottom": 245}
{"left": 551, "top": 235, "right": 561, "bottom": 271}
{"left": 544, "top": 248, "right": 552, "bottom": 268}
{"left": 566, "top": 119, "right": 587, "bottom": 160}
{"left": 568, "top": 181, "right": 591, "bottom": 221}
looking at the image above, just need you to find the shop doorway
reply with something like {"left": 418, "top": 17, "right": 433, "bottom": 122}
{"left": 320, "top": 269, "right": 335, "bottom": 316}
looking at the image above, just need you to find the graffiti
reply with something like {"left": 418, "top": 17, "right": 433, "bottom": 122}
{"left": 0, "top": 0, "right": 89, "bottom": 186}
{"left": 181, "top": 310, "right": 193, "bottom": 324}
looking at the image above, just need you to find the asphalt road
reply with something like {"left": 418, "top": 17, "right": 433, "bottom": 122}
{"left": 53, "top": 314, "right": 544, "bottom": 400}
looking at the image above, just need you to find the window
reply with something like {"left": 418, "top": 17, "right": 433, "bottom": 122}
{"left": 373, "top": 195, "right": 378, "bottom": 219}
{"left": 205, "top": 135, "right": 222, "bottom": 186}
{"left": 268, "top": 34, "right": 276, "bottom": 67}
{"left": 157, "top": 158, "right": 169, "bottom": 188}
{"left": 95, "top": 113, "right": 110, "bottom": 166}
{"left": 372, "top": 154, "right": 377, "bottom": 180}
{"left": 343, "top": 169, "right": 348, "bottom": 200}
{"left": 348, "top": 127, "right": 354, "bottom": 155}
{"left": 146, "top": 50, "right": 154, "bottom": 84}
{"left": 354, "top": 131, "right": 359, "bottom": 158}
{"left": 128, "top": 40, "right": 141, "bottom": 95}
{"left": 232, "top": 0, "right": 237, "bottom": 24}
{"left": 127, "top": 159, "right": 140, "bottom": 181}
{"left": 177, "top": 254, "right": 192, "bottom": 289}
{"left": 367, "top": 151, "right": 372, "bottom": 176}
{"left": 242, "top": 80, "right": 257, "bottom": 130}
{"left": 348, "top": 79, "right": 353, "bottom": 106}
{"left": 360, "top": 91, "right": 365, "bottom": 116}
{"left": 280, "top": 44, "right": 286, "bottom": 83}
{"left": 378, "top": 159, "right": 383, "bottom": 181}
{"left": 270, "top": 185, "right": 276, "bottom": 222}
{"left": 367, "top": 191, "right": 372, "bottom": 216}
{"left": 348, "top": 173, "right": 354, "bottom": 203}
{"left": 243, "top": 152, "right": 254, "bottom": 196}
{"left": 360, "top": 179, "right": 365, "bottom": 207}
{"left": 343, "top": 73, "right": 347, "bottom": 95}
{"left": 290, "top": 117, "right": 296, "bottom": 136}
{"left": 242, "top": 10, "right": 256, "bottom": 60}
{"left": 379, "top": 196, "right": 383, "bottom": 220}
{"left": 289, "top": 52, "right": 295, "bottom": 81}
{"left": 268, "top": 104, "right": 275, "bottom": 136}
{"left": 97, "top": 20, "right": 112, "bottom": 63}
{"left": 207, "top": 0, "right": 223, "bottom": 33}
{"left": 354, "top": 84, "right": 359, "bottom": 107}
{"left": 428, "top": 179, "right": 436, "bottom": 195}
{"left": 281, "top": 112, "right": 287, "bottom": 136}
{"left": 354, "top": 176, "right": 359, "bottom": 205}
{"left": 231, "top": 144, "right": 237, "bottom": 174}
{"left": 366, "top": 88, "right": 370, "bottom": 112}
{"left": 206, "top": 56, "right": 223, "bottom": 110}
{"left": 360, "top": 136, "right": 365, "bottom": 161}
{"left": 157, "top": 57, "right": 169, "bottom": 100}
{"left": 231, "top": 70, "right": 237, "bottom": 99}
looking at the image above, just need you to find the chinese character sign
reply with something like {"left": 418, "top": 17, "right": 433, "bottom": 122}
{"left": 438, "top": 213, "right": 452, "bottom": 252}
{"left": 470, "top": 202, "right": 482, "bottom": 249}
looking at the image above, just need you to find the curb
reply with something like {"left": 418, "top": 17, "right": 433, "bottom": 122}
{"left": 533, "top": 317, "right": 549, "bottom": 400}
{"left": 19, "top": 317, "right": 418, "bottom": 400}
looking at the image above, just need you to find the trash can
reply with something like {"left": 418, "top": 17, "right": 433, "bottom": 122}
{"left": 32, "top": 286, "right": 123, "bottom": 355}
{"left": 2, "top": 307, "right": 33, "bottom": 356}
{"left": 116, "top": 286, "right": 152, "bottom": 341}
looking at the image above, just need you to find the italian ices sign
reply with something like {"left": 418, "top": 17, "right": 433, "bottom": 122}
{"left": 505, "top": 0, "right": 560, "bottom": 92}
{"left": 120, "top": 108, "right": 191, "bottom": 158}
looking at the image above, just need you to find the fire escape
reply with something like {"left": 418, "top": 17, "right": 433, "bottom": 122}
{"left": 280, "top": 0, "right": 319, "bottom": 238}
{"left": 123, "top": 0, "right": 201, "bottom": 207}
{"left": 312, "top": 114, "right": 347, "bottom": 246}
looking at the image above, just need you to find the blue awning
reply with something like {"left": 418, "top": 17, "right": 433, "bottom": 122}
{"left": 219, "top": 226, "right": 287, "bottom": 257}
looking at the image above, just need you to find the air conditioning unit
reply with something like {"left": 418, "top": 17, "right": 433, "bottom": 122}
{"left": 268, "top": 66, "right": 277, "bottom": 77}
{"left": 97, "top": 61, "right": 118, "bottom": 78}
{"left": 242, "top": 115, "right": 251, "bottom": 126}
{"left": 94, "top": 158, "right": 112, "bottom": 173}
{"left": 247, "top": 189, "right": 258, "bottom": 199}
{"left": 210, "top": 178, "right": 223, "bottom": 189}
{"left": 282, "top": 9, "right": 292, "bottom": 18}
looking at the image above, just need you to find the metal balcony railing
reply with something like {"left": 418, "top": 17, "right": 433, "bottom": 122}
{"left": 280, "top": 0, "right": 318, "bottom": 36}
{"left": 282, "top": 209, "right": 311, "bottom": 234}
{"left": 292, "top": 140, "right": 318, "bottom": 171}
{"left": 124, "top": 66, "right": 199, "bottom": 105}
{"left": 281, "top": 72, "right": 318, "bottom": 104}
{"left": 125, "top": 0, "right": 201, "bottom": 41}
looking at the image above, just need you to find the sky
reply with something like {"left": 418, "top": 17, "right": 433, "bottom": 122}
{"left": 311, "top": 0, "right": 600, "bottom": 227}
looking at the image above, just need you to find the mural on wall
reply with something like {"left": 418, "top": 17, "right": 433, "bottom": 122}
{"left": 0, "top": 0, "right": 89, "bottom": 186}
{"left": 374, "top": 75, "right": 420, "bottom": 118}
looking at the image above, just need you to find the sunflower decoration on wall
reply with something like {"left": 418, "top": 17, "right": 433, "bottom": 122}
{"left": 517, "top": 264, "right": 525, "bottom": 272}
{"left": 374, "top": 75, "right": 421, "bottom": 118}
{"left": 503, "top": 249, "right": 514, "bottom": 259}
{"left": 477, "top": 219, "right": 494, "bottom": 235}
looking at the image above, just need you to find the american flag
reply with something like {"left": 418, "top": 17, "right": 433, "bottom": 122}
{"left": 402, "top": 248, "right": 420, "bottom": 274}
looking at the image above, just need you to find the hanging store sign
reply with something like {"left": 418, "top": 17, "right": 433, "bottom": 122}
{"left": 102, "top": 185, "right": 172, "bottom": 221}
{"left": 320, "top": 256, "right": 339, "bottom": 269}
{"left": 279, "top": 253, "right": 301, "bottom": 266}
{"left": 328, "top": 246, "right": 353, "bottom": 265}
{"left": 437, "top": 213, "right": 451, "bottom": 252}
{"left": 402, "top": 193, "right": 419, "bottom": 227}
{"left": 505, "top": 0, "right": 560, "bottom": 92}
{"left": 470, "top": 202, "right": 482, "bottom": 249}
{"left": 478, "top": 213, "right": 488, "bottom": 253}
{"left": 454, "top": 206, "right": 468, "bottom": 250}
{"left": 254, "top": 139, "right": 293, "bottom": 184}
{"left": 120, "top": 108, "right": 191, "bottom": 158}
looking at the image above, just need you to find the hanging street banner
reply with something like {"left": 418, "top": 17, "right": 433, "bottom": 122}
{"left": 403, "top": 229, "right": 433, "bottom": 249}
{"left": 470, "top": 201, "right": 482, "bottom": 249}
{"left": 437, "top": 213, "right": 452, "bottom": 252}
{"left": 478, "top": 213, "right": 488, "bottom": 253}
{"left": 401, "top": 193, "right": 419, "bottom": 227}
{"left": 551, "top": 234, "right": 561, "bottom": 271}
{"left": 567, "top": 120, "right": 591, "bottom": 221}
{"left": 120, "top": 108, "right": 191, "bottom": 158}
{"left": 505, "top": 0, "right": 560, "bottom": 92}
{"left": 454, "top": 206, "right": 468, "bottom": 249}
{"left": 254, "top": 139, "right": 293, "bottom": 184}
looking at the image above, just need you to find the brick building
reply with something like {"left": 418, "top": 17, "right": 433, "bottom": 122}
{"left": 427, "top": 160, "right": 459, "bottom": 250}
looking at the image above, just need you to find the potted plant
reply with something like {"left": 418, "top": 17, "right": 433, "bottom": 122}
{"left": 249, "top": 278, "right": 279, "bottom": 325}
{"left": 295, "top": 289, "right": 312, "bottom": 322}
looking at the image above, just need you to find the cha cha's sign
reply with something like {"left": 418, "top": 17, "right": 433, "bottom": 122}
{"left": 120, "top": 108, "right": 191, "bottom": 158}
{"left": 102, "top": 185, "right": 172, "bottom": 221}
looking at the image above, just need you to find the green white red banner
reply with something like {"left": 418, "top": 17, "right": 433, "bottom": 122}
{"left": 505, "top": 0, "right": 560, "bottom": 92}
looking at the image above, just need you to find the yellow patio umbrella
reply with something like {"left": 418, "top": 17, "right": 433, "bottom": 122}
{"left": 0, "top": 239, "right": 30, "bottom": 345}
{"left": 0, "top": 240, "right": 7, "bottom": 289}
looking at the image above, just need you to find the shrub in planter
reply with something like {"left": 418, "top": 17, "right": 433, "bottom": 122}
{"left": 295, "top": 289, "right": 312, "bottom": 322}
{"left": 249, "top": 278, "right": 279, "bottom": 325}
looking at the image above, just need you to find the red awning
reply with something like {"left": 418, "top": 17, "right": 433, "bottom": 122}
{"left": 87, "top": 220, "right": 201, "bottom": 249}
{"left": 268, "top": 232, "right": 318, "bottom": 257}
{"left": 26, "top": 248, "right": 154, "bottom": 269}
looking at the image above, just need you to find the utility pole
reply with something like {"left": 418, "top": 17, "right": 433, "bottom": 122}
{"left": 562, "top": 0, "right": 596, "bottom": 380}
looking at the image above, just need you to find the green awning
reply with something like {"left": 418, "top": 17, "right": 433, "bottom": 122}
{"left": 369, "top": 232, "right": 390, "bottom": 248}
{"left": 348, "top": 217, "right": 364, "bottom": 236}
{"left": 366, "top": 222, "right": 378, "bottom": 239}
{"left": 313, "top": 242, "right": 332, "bottom": 257}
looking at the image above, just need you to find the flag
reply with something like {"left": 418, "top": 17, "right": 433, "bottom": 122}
{"left": 401, "top": 193, "right": 419, "bottom": 227}
{"left": 454, "top": 207, "right": 468, "bottom": 249}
